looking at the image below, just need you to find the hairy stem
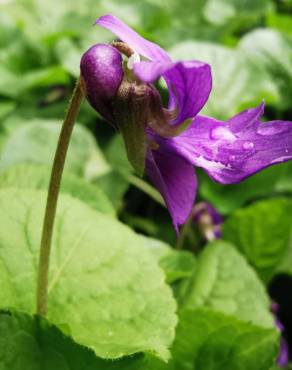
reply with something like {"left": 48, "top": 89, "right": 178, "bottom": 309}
{"left": 36, "top": 80, "right": 83, "bottom": 315}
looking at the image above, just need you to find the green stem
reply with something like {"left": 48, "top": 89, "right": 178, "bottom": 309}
{"left": 176, "top": 208, "right": 194, "bottom": 249}
{"left": 36, "top": 80, "right": 83, "bottom": 316}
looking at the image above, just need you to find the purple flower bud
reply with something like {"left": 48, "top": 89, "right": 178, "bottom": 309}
{"left": 80, "top": 44, "right": 123, "bottom": 122}
{"left": 80, "top": 40, "right": 171, "bottom": 176}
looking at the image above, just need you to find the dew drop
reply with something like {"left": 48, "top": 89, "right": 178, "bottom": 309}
{"left": 211, "top": 127, "right": 236, "bottom": 143}
{"left": 243, "top": 141, "right": 254, "bottom": 150}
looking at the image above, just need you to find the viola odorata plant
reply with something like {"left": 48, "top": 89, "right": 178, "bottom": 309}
{"left": 36, "top": 14, "right": 292, "bottom": 322}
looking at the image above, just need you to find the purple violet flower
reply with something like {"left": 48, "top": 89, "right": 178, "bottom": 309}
{"left": 81, "top": 14, "right": 292, "bottom": 232}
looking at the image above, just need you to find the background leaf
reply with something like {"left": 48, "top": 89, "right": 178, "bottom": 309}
{"left": 198, "top": 162, "right": 292, "bottom": 215}
{"left": 0, "top": 164, "right": 115, "bottom": 216}
{"left": 169, "top": 41, "right": 278, "bottom": 120}
{"left": 223, "top": 198, "right": 292, "bottom": 282}
{"left": 239, "top": 28, "right": 292, "bottom": 110}
{"left": 171, "top": 308, "right": 279, "bottom": 370}
{"left": 180, "top": 241, "right": 273, "bottom": 327}
{"left": 140, "top": 236, "right": 196, "bottom": 284}
{"left": 0, "top": 120, "right": 109, "bottom": 178}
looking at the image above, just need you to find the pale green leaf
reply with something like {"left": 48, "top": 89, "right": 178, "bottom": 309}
{"left": 55, "top": 38, "right": 81, "bottom": 77}
{"left": 181, "top": 241, "right": 273, "bottom": 327}
{"left": 204, "top": 0, "right": 272, "bottom": 26}
{"left": 0, "top": 120, "right": 109, "bottom": 177}
{"left": 0, "top": 66, "right": 69, "bottom": 97}
{"left": 94, "top": 170, "right": 129, "bottom": 211}
{"left": 105, "top": 133, "right": 133, "bottom": 175}
{"left": 239, "top": 28, "right": 292, "bottom": 109}
{"left": 0, "top": 164, "right": 115, "bottom": 216}
{"left": 140, "top": 236, "right": 196, "bottom": 284}
{"left": 239, "top": 29, "right": 292, "bottom": 76}
{"left": 0, "top": 188, "right": 176, "bottom": 360}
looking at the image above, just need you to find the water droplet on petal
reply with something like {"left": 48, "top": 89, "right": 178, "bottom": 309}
{"left": 243, "top": 141, "right": 254, "bottom": 150}
{"left": 211, "top": 126, "right": 237, "bottom": 143}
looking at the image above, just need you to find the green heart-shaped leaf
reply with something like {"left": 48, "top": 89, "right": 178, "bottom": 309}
{"left": 0, "top": 188, "right": 176, "bottom": 360}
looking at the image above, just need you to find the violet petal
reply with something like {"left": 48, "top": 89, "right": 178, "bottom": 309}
{"left": 134, "top": 60, "right": 212, "bottom": 126}
{"left": 165, "top": 103, "right": 292, "bottom": 183}
{"left": 96, "top": 14, "right": 171, "bottom": 62}
{"left": 146, "top": 145, "right": 197, "bottom": 232}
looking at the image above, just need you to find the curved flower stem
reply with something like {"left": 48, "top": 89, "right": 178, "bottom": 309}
{"left": 36, "top": 79, "right": 83, "bottom": 316}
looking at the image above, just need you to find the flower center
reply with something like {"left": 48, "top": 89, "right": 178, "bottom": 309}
{"left": 112, "top": 42, "right": 191, "bottom": 139}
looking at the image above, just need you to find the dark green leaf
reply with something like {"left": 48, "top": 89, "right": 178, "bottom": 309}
{"left": 0, "top": 309, "right": 167, "bottom": 370}
{"left": 171, "top": 308, "right": 279, "bottom": 370}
